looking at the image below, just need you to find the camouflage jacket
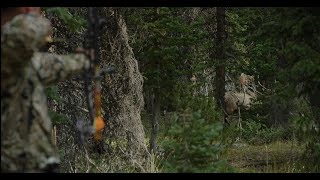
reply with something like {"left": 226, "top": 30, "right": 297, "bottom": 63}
{"left": 1, "top": 14, "right": 89, "bottom": 172}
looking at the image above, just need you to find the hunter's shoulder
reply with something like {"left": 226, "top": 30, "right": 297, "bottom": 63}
{"left": 1, "top": 14, "right": 51, "bottom": 44}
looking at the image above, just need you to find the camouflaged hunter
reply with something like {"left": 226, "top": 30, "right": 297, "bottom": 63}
{"left": 1, "top": 13, "right": 90, "bottom": 172}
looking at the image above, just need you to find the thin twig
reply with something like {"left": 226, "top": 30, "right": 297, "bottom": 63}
{"left": 258, "top": 81, "right": 270, "bottom": 91}
{"left": 84, "top": 148, "right": 103, "bottom": 172}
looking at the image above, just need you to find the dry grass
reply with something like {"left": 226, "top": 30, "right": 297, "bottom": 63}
{"left": 224, "top": 140, "right": 306, "bottom": 173}
{"left": 59, "top": 144, "right": 163, "bottom": 173}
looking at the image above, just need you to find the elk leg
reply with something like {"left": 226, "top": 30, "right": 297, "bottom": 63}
{"left": 238, "top": 106, "right": 242, "bottom": 130}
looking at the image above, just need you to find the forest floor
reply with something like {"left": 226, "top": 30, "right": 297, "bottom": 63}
{"left": 225, "top": 140, "right": 306, "bottom": 172}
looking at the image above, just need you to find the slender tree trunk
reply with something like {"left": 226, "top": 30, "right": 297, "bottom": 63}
{"left": 215, "top": 7, "right": 227, "bottom": 123}
{"left": 309, "top": 88, "right": 320, "bottom": 122}
{"left": 150, "top": 31, "right": 161, "bottom": 152}
{"left": 150, "top": 87, "right": 160, "bottom": 153}
{"left": 149, "top": 7, "right": 161, "bottom": 154}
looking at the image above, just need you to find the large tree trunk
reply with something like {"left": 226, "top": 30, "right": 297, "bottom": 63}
{"left": 215, "top": 7, "right": 227, "bottom": 123}
{"left": 100, "top": 8, "right": 148, "bottom": 161}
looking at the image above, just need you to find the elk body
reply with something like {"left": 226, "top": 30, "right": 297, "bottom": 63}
{"left": 224, "top": 91, "right": 256, "bottom": 114}
{"left": 224, "top": 73, "right": 257, "bottom": 128}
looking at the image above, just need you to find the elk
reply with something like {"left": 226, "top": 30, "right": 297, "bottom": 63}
{"left": 224, "top": 73, "right": 257, "bottom": 129}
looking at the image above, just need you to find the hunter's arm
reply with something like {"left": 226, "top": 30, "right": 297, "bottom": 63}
{"left": 31, "top": 52, "right": 90, "bottom": 85}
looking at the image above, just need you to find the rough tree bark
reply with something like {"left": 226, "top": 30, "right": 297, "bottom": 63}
{"left": 46, "top": 7, "right": 148, "bottom": 171}
{"left": 45, "top": 7, "right": 90, "bottom": 172}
